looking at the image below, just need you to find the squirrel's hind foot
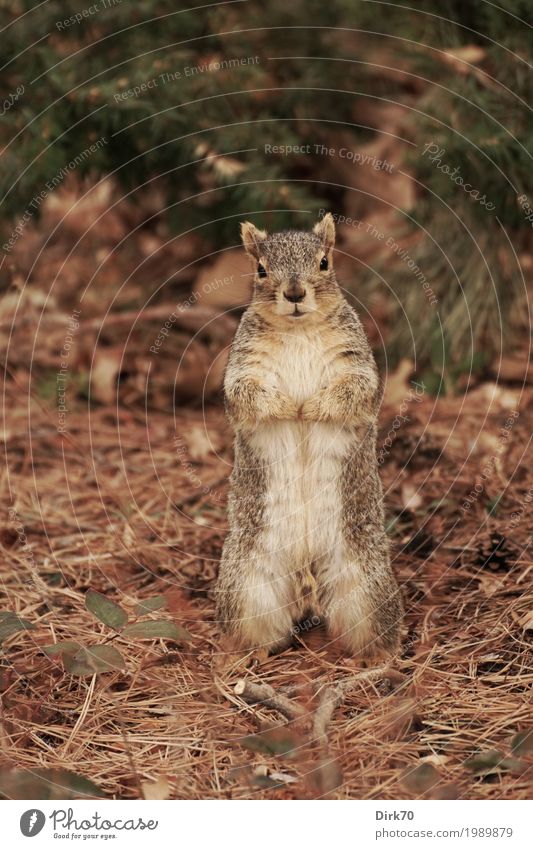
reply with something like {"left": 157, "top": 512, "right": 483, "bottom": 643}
{"left": 213, "top": 633, "right": 293, "bottom": 678}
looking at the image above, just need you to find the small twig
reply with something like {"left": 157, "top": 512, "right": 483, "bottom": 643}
{"left": 228, "top": 664, "right": 399, "bottom": 754}
{"left": 312, "top": 664, "right": 391, "bottom": 746}
{"left": 234, "top": 678, "right": 306, "bottom": 722}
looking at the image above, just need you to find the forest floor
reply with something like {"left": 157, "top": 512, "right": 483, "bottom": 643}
{"left": 0, "top": 174, "right": 531, "bottom": 800}
{"left": 1, "top": 365, "right": 532, "bottom": 800}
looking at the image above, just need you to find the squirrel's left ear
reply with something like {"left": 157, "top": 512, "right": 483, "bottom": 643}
{"left": 313, "top": 213, "right": 335, "bottom": 252}
{"left": 240, "top": 221, "right": 267, "bottom": 260}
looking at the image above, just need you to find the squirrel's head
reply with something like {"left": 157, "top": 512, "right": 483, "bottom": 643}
{"left": 240, "top": 213, "right": 340, "bottom": 321}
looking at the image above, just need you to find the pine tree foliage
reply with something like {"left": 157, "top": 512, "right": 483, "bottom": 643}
{"left": 1, "top": 0, "right": 531, "bottom": 373}
{"left": 339, "top": 0, "right": 532, "bottom": 373}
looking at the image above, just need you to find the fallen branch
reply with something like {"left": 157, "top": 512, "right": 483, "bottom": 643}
{"left": 312, "top": 664, "right": 392, "bottom": 746}
{"left": 85, "top": 304, "right": 237, "bottom": 341}
{"left": 234, "top": 678, "right": 307, "bottom": 723}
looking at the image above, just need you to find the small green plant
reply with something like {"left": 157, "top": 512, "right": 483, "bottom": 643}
{"left": 0, "top": 768, "right": 105, "bottom": 800}
{"left": 42, "top": 590, "right": 192, "bottom": 676}
{"left": 0, "top": 611, "right": 35, "bottom": 644}
{"left": 463, "top": 731, "right": 533, "bottom": 776}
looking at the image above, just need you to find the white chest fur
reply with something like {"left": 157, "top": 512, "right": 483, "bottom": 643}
{"left": 272, "top": 323, "right": 331, "bottom": 402}
{"left": 249, "top": 324, "right": 351, "bottom": 569}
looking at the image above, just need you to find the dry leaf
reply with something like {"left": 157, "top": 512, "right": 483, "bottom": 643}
{"left": 269, "top": 770, "right": 298, "bottom": 785}
{"left": 91, "top": 346, "right": 123, "bottom": 404}
{"left": 518, "top": 610, "right": 533, "bottom": 631}
{"left": 141, "top": 776, "right": 171, "bottom": 800}
{"left": 442, "top": 45, "right": 486, "bottom": 68}
{"left": 478, "top": 573, "right": 506, "bottom": 598}
{"left": 122, "top": 523, "right": 136, "bottom": 548}
{"left": 383, "top": 359, "right": 414, "bottom": 408}
{"left": 183, "top": 426, "right": 214, "bottom": 461}
{"left": 192, "top": 248, "right": 252, "bottom": 309}
{"left": 401, "top": 483, "right": 423, "bottom": 511}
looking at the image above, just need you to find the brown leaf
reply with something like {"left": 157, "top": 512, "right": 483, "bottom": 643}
{"left": 192, "top": 248, "right": 252, "bottom": 309}
{"left": 240, "top": 726, "right": 302, "bottom": 758}
{"left": 518, "top": 611, "right": 533, "bottom": 631}
{"left": 401, "top": 483, "right": 423, "bottom": 511}
{"left": 183, "top": 426, "right": 215, "bottom": 461}
{"left": 497, "top": 354, "right": 533, "bottom": 384}
{"left": 403, "top": 762, "right": 442, "bottom": 795}
{"left": 382, "top": 358, "right": 414, "bottom": 408}
{"left": 441, "top": 45, "right": 486, "bottom": 74}
{"left": 141, "top": 776, "right": 171, "bottom": 800}
{"left": 478, "top": 574, "right": 506, "bottom": 598}
{"left": 91, "top": 346, "right": 123, "bottom": 405}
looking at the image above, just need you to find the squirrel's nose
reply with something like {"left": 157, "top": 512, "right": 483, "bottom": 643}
{"left": 283, "top": 286, "right": 306, "bottom": 303}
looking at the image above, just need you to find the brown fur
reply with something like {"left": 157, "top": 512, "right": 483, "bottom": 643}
{"left": 215, "top": 214, "right": 403, "bottom": 658}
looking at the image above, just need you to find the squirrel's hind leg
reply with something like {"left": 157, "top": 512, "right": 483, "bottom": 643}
{"left": 319, "top": 551, "right": 403, "bottom": 660}
{"left": 216, "top": 552, "right": 294, "bottom": 654}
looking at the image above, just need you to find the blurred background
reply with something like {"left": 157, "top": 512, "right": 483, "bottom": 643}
{"left": 1, "top": 0, "right": 532, "bottom": 406}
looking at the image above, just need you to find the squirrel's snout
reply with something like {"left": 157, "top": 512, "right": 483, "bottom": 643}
{"left": 283, "top": 285, "right": 306, "bottom": 303}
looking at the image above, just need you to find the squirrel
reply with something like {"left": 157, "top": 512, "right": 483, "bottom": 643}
{"left": 215, "top": 213, "right": 402, "bottom": 659}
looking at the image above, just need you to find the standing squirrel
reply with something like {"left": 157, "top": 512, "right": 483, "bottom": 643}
{"left": 216, "top": 213, "right": 402, "bottom": 659}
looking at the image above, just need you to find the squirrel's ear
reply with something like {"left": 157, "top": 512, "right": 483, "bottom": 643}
{"left": 313, "top": 213, "right": 335, "bottom": 252}
{"left": 240, "top": 221, "right": 267, "bottom": 260}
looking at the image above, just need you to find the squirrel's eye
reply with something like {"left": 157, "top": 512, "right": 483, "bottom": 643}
{"left": 320, "top": 255, "right": 328, "bottom": 271}
{"left": 257, "top": 264, "right": 267, "bottom": 278}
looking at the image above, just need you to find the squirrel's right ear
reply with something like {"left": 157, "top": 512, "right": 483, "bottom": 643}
{"left": 313, "top": 213, "right": 336, "bottom": 252}
{"left": 240, "top": 221, "right": 267, "bottom": 260}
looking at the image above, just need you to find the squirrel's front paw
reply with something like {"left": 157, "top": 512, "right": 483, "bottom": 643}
{"left": 234, "top": 389, "right": 299, "bottom": 427}
{"left": 300, "top": 393, "right": 325, "bottom": 422}
{"left": 271, "top": 392, "right": 300, "bottom": 421}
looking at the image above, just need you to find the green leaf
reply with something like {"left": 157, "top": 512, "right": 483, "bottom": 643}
{"left": 418, "top": 371, "right": 444, "bottom": 397}
{"left": 0, "top": 611, "right": 34, "bottom": 624}
{"left": 42, "top": 640, "right": 82, "bottom": 657}
{"left": 464, "top": 749, "right": 512, "bottom": 774}
{"left": 85, "top": 590, "right": 127, "bottom": 630}
{"left": 0, "top": 612, "right": 35, "bottom": 643}
{"left": 452, "top": 350, "right": 489, "bottom": 377}
{"left": 486, "top": 494, "right": 502, "bottom": 516}
{"left": 498, "top": 757, "right": 527, "bottom": 774}
{"left": 63, "top": 645, "right": 126, "bottom": 676}
{"left": 0, "top": 612, "right": 16, "bottom": 622}
{"left": 0, "top": 768, "right": 105, "bottom": 800}
{"left": 511, "top": 729, "right": 533, "bottom": 756}
{"left": 430, "top": 335, "right": 447, "bottom": 371}
{"left": 122, "top": 620, "right": 191, "bottom": 641}
{"left": 135, "top": 595, "right": 166, "bottom": 615}
{"left": 464, "top": 750, "right": 501, "bottom": 773}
